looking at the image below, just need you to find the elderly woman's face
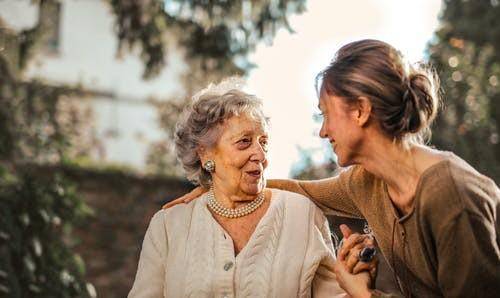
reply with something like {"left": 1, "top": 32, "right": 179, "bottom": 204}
{"left": 204, "top": 113, "right": 268, "bottom": 198}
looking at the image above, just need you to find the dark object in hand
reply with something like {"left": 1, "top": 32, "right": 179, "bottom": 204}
{"left": 359, "top": 247, "right": 376, "bottom": 263}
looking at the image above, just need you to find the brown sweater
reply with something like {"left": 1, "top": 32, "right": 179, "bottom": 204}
{"left": 269, "top": 153, "right": 500, "bottom": 298}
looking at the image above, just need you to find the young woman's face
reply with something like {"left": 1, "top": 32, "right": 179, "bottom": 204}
{"left": 203, "top": 114, "right": 269, "bottom": 198}
{"left": 318, "top": 88, "right": 364, "bottom": 167}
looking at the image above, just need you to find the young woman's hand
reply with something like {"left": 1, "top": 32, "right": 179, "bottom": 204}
{"left": 338, "top": 224, "right": 378, "bottom": 282}
{"left": 162, "top": 186, "right": 207, "bottom": 209}
{"left": 334, "top": 260, "right": 372, "bottom": 298}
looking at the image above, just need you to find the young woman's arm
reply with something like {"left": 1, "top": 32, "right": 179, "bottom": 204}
{"left": 267, "top": 167, "right": 363, "bottom": 218}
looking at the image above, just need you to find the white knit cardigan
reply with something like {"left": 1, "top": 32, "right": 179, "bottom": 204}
{"left": 128, "top": 189, "right": 346, "bottom": 298}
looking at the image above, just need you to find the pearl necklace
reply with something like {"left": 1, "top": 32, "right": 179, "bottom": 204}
{"left": 207, "top": 188, "right": 265, "bottom": 218}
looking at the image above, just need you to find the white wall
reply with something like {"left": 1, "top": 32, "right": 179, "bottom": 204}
{"left": 0, "top": 0, "right": 188, "bottom": 169}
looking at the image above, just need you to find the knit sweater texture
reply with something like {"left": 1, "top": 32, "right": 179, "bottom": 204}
{"left": 128, "top": 189, "right": 347, "bottom": 298}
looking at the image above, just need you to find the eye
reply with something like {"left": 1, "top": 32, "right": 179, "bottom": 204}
{"left": 236, "top": 137, "right": 252, "bottom": 149}
{"left": 260, "top": 138, "right": 269, "bottom": 152}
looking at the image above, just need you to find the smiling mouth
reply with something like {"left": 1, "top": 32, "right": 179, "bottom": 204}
{"left": 330, "top": 140, "right": 337, "bottom": 151}
{"left": 246, "top": 170, "right": 262, "bottom": 177}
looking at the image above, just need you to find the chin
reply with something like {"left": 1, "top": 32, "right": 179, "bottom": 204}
{"left": 243, "top": 180, "right": 265, "bottom": 195}
{"left": 337, "top": 162, "right": 348, "bottom": 168}
{"left": 336, "top": 155, "right": 353, "bottom": 168}
{"left": 247, "top": 185, "right": 264, "bottom": 195}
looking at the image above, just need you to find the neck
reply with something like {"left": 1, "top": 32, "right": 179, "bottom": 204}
{"left": 355, "top": 137, "right": 422, "bottom": 215}
{"left": 211, "top": 183, "right": 259, "bottom": 209}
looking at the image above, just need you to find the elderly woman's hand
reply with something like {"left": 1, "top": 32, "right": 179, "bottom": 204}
{"left": 162, "top": 186, "right": 207, "bottom": 209}
{"left": 337, "top": 224, "right": 378, "bottom": 282}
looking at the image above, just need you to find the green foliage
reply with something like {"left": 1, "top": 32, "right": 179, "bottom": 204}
{"left": 109, "top": 0, "right": 306, "bottom": 79}
{"left": 0, "top": 165, "right": 94, "bottom": 298}
{"left": 0, "top": 70, "right": 100, "bottom": 164}
{"left": 428, "top": 0, "right": 500, "bottom": 182}
{"left": 0, "top": 2, "right": 100, "bottom": 295}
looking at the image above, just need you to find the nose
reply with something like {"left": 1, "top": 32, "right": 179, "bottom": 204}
{"left": 250, "top": 142, "right": 267, "bottom": 163}
{"left": 319, "top": 120, "right": 328, "bottom": 139}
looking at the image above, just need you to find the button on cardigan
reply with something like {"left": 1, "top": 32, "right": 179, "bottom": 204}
{"left": 128, "top": 189, "right": 347, "bottom": 298}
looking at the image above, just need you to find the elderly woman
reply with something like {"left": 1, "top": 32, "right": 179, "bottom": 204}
{"left": 128, "top": 81, "right": 375, "bottom": 297}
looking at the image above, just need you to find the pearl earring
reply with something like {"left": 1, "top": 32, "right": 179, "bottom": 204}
{"left": 203, "top": 160, "right": 215, "bottom": 173}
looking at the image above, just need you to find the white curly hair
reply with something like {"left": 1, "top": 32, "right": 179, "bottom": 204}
{"left": 174, "top": 77, "right": 269, "bottom": 187}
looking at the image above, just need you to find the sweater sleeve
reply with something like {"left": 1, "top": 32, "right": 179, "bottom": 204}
{"left": 267, "top": 167, "right": 363, "bottom": 218}
{"left": 436, "top": 210, "right": 500, "bottom": 297}
{"left": 128, "top": 211, "right": 168, "bottom": 298}
{"left": 430, "top": 163, "right": 500, "bottom": 297}
{"left": 310, "top": 207, "right": 347, "bottom": 298}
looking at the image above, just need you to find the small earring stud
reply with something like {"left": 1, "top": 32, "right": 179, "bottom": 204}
{"left": 203, "top": 160, "right": 215, "bottom": 173}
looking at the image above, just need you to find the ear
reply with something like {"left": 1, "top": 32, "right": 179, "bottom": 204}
{"left": 355, "top": 96, "right": 372, "bottom": 127}
{"left": 197, "top": 146, "right": 208, "bottom": 164}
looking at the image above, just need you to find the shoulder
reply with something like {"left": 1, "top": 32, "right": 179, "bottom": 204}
{"left": 445, "top": 154, "right": 499, "bottom": 197}
{"left": 445, "top": 154, "right": 499, "bottom": 217}
{"left": 418, "top": 153, "right": 499, "bottom": 224}
{"left": 270, "top": 189, "right": 328, "bottom": 225}
{"left": 148, "top": 195, "right": 205, "bottom": 235}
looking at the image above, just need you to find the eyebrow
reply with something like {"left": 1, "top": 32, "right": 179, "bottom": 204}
{"left": 229, "top": 130, "right": 251, "bottom": 140}
{"left": 231, "top": 129, "right": 268, "bottom": 140}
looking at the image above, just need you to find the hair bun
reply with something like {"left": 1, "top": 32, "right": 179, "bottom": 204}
{"left": 399, "top": 81, "right": 421, "bottom": 134}
{"left": 404, "top": 71, "right": 440, "bottom": 134}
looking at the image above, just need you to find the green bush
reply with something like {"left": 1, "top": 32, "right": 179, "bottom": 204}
{"left": 0, "top": 165, "right": 94, "bottom": 298}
